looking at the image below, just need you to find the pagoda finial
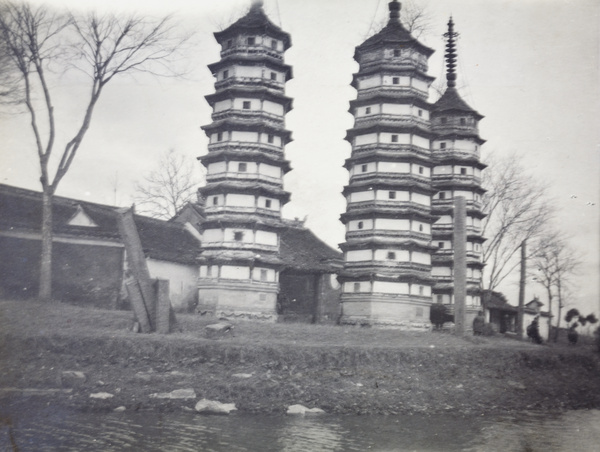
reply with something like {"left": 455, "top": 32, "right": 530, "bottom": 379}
{"left": 251, "top": 0, "right": 264, "bottom": 10}
{"left": 389, "top": 0, "right": 401, "bottom": 23}
{"left": 443, "top": 16, "right": 459, "bottom": 88}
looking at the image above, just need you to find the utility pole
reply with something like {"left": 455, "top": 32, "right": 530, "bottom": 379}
{"left": 454, "top": 196, "right": 467, "bottom": 335}
{"left": 517, "top": 239, "right": 526, "bottom": 339}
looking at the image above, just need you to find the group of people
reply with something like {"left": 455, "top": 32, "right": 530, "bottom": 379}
{"left": 472, "top": 311, "right": 544, "bottom": 344}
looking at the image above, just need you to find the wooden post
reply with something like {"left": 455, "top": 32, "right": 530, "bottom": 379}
{"left": 517, "top": 240, "right": 526, "bottom": 339}
{"left": 156, "top": 279, "right": 172, "bottom": 334}
{"left": 117, "top": 207, "right": 156, "bottom": 331}
{"left": 453, "top": 196, "right": 467, "bottom": 335}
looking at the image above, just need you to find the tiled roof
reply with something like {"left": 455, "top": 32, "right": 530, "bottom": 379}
{"left": 356, "top": 20, "right": 434, "bottom": 57}
{"left": 0, "top": 184, "right": 201, "bottom": 265}
{"left": 279, "top": 225, "right": 343, "bottom": 273}
{"left": 214, "top": 2, "right": 291, "bottom": 48}
{"left": 432, "top": 87, "right": 483, "bottom": 119}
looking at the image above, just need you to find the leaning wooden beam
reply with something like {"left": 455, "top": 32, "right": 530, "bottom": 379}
{"left": 117, "top": 207, "right": 156, "bottom": 331}
{"left": 125, "top": 279, "right": 152, "bottom": 333}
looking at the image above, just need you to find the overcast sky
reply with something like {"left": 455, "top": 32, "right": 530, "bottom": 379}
{"left": 1, "top": 0, "right": 598, "bottom": 317}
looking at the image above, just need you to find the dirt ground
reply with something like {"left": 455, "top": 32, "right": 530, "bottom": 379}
{"left": 1, "top": 299, "right": 599, "bottom": 416}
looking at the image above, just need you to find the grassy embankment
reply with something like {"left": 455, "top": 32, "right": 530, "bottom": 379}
{"left": 1, "top": 299, "right": 599, "bottom": 415}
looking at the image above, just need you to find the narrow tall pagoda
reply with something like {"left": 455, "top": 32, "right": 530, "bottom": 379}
{"left": 197, "top": 0, "right": 293, "bottom": 320}
{"left": 339, "top": 0, "right": 438, "bottom": 327}
{"left": 430, "top": 18, "right": 486, "bottom": 310}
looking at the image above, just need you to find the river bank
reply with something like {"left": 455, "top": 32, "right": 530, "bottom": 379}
{"left": 1, "top": 299, "right": 599, "bottom": 416}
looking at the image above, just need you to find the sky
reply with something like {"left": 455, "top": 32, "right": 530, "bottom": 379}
{"left": 1, "top": 0, "right": 598, "bottom": 317}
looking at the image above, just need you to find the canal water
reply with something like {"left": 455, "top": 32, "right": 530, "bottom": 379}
{"left": 2, "top": 407, "right": 599, "bottom": 451}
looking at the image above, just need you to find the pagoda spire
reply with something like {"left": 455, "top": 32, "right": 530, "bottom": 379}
{"left": 388, "top": 0, "right": 401, "bottom": 23}
{"left": 443, "top": 17, "right": 459, "bottom": 88}
{"left": 251, "top": 0, "right": 264, "bottom": 10}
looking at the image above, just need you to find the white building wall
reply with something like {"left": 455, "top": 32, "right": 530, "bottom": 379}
{"left": 381, "top": 103, "right": 411, "bottom": 115}
{"left": 346, "top": 249, "right": 373, "bottom": 261}
{"left": 221, "top": 265, "right": 249, "bottom": 279}
{"left": 355, "top": 133, "right": 378, "bottom": 145}
{"left": 255, "top": 230, "right": 278, "bottom": 246}
{"left": 350, "top": 191, "right": 375, "bottom": 202}
{"left": 147, "top": 258, "right": 198, "bottom": 311}
{"left": 379, "top": 162, "right": 411, "bottom": 173}
{"left": 373, "top": 281, "right": 410, "bottom": 294}
{"left": 231, "top": 131, "right": 258, "bottom": 142}
{"left": 263, "top": 100, "right": 284, "bottom": 115}
{"left": 227, "top": 194, "right": 255, "bottom": 207}
{"left": 375, "top": 218, "right": 410, "bottom": 230}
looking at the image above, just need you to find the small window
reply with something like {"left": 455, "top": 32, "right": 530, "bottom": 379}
{"left": 418, "top": 109, "right": 423, "bottom": 117}
{"left": 270, "top": 71, "right": 277, "bottom": 81}
{"left": 365, "top": 107, "right": 371, "bottom": 114}
{"left": 475, "top": 243, "right": 480, "bottom": 251}
{"left": 437, "top": 294, "right": 443, "bottom": 303}
{"left": 361, "top": 164, "right": 368, "bottom": 173}
{"left": 419, "top": 224, "right": 424, "bottom": 232}
{"left": 271, "top": 39, "right": 277, "bottom": 50}
{"left": 391, "top": 134, "right": 398, "bottom": 143}
{"left": 206, "top": 266, "right": 212, "bottom": 277}
{"left": 387, "top": 251, "right": 396, "bottom": 260}
{"left": 247, "top": 37, "right": 255, "bottom": 45}
{"left": 260, "top": 269, "right": 268, "bottom": 281}
{"left": 353, "top": 282, "right": 361, "bottom": 292}
{"left": 238, "top": 162, "right": 247, "bottom": 172}
{"left": 212, "top": 196, "right": 219, "bottom": 206}
{"left": 234, "top": 231, "right": 244, "bottom": 241}
{"left": 475, "top": 145, "right": 479, "bottom": 151}
{"left": 222, "top": 70, "right": 229, "bottom": 79}
{"left": 388, "top": 191, "right": 396, "bottom": 199}
{"left": 439, "top": 192, "right": 446, "bottom": 200}
{"left": 418, "top": 166, "right": 424, "bottom": 174}
{"left": 419, "top": 286, "right": 424, "bottom": 296}
{"left": 460, "top": 118, "right": 466, "bottom": 126}
{"left": 265, "top": 199, "right": 272, "bottom": 208}
{"left": 357, "top": 221, "right": 364, "bottom": 230}
{"left": 267, "top": 134, "right": 274, "bottom": 144}
{"left": 243, "top": 101, "right": 251, "bottom": 109}
{"left": 460, "top": 167, "right": 467, "bottom": 175}
{"left": 393, "top": 49, "right": 401, "bottom": 57}
{"left": 441, "top": 117, "right": 447, "bottom": 124}
{"left": 217, "top": 132, "right": 223, "bottom": 142}
{"left": 440, "top": 142, "right": 446, "bottom": 149}
{"left": 438, "top": 242, "right": 444, "bottom": 249}
{"left": 392, "top": 77, "right": 400, "bottom": 85}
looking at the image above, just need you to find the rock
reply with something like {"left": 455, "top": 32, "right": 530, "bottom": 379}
{"left": 232, "top": 373, "right": 253, "bottom": 379}
{"left": 113, "top": 406, "right": 126, "bottom": 412}
{"left": 286, "top": 404, "right": 325, "bottom": 415}
{"left": 150, "top": 388, "right": 196, "bottom": 399}
{"left": 89, "top": 392, "right": 114, "bottom": 399}
{"left": 194, "top": 399, "right": 237, "bottom": 415}
{"left": 60, "top": 371, "right": 87, "bottom": 388}
{"left": 507, "top": 381, "right": 526, "bottom": 390}
{"left": 205, "top": 322, "right": 234, "bottom": 339}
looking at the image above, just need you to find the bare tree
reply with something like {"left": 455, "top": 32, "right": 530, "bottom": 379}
{"left": 481, "top": 152, "right": 553, "bottom": 300}
{"left": 0, "top": 1, "right": 188, "bottom": 300}
{"left": 134, "top": 149, "right": 204, "bottom": 220}
{"left": 532, "top": 231, "right": 580, "bottom": 342}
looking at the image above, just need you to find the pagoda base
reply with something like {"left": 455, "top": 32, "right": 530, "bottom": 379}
{"left": 197, "top": 279, "right": 278, "bottom": 322}
{"left": 339, "top": 294, "right": 432, "bottom": 330}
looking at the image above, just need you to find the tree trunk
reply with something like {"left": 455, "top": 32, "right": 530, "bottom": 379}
{"left": 546, "top": 288, "right": 553, "bottom": 341}
{"left": 39, "top": 189, "right": 53, "bottom": 301}
{"left": 554, "top": 279, "right": 563, "bottom": 343}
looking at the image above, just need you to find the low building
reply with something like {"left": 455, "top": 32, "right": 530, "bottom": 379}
{"left": 0, "top": 184, "right": 201, "bottom": 310}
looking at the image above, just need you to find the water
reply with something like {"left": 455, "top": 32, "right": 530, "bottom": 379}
{"left": 2, "top": 407, "right": 599, "bottom": 451}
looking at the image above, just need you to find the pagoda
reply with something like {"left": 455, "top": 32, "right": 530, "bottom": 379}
{"left": 338, "top": 0, "right": 438, "bottom": 327}
{"left": 430, "top": 18, "right": 486, "bottom": 311}
{"left": 196, "top": 0, "right": 293, "bottom": 320}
